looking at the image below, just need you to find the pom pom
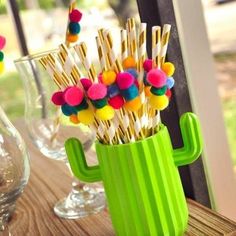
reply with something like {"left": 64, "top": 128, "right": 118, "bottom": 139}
{"left": 150, "top": 85, "right": 167, "bottom": 96}
{"left": 134, "top": 79, "right": 139, "bottom": 89}
{"left": 0, "top": 36, "right": 6, "bottom": 50}
{"left": 147, "top": 69, "right": 167, "bottom": 88}
{"left": 69, "top": 9, "right": 83, "bottom": 22}
{"left": 121, "top": 84, "right": 139, "bottom": 101}
{"left": 108, "top": 95, "right": 124, "bottom": 109}
{"left": 149, "top": 95, "right": 169, "bottom": 110}
{"left": 166, "top": 77, "right": 175, "bottom": 89}
{"left": 95, "top": 105, "right": 115, "bottom": 121}
{"left": 70, "top": 114, "right": 79, "bottom": 124}
{"left": 124, "top": 96, "right": 142, "bottom": 111}
{"left": 166, "top": 89, "right": 172, "bottom": 99}
{"left": 102, "top": 70, "right": 116, "bottom": 85}
{"left": 98, "top": 73, "right": 103, "bottom": 83}
{"left": 144, "top": 86, "right": 152, "bottom": 97}
{"left": 66, "top": 33, "right": 79, "bottom": 43}
{"left": 143, "top": 59, "right": 153, "bottom": 72}
{"left": 91, "top": 98, "right": 107, "bottom": 109}
{"left": 68, "top": 22, "right": 81, "bottom": 35}
{"left": 64, "top": 86, "right": 84, "bottom": 106}
{"left": 77, "top": 109, "right": 94, "bottom": 125}
{"left": 107, "top": 84, "right": 119, "bottom": 98}
{"left": 0, "top": 51, "right": 4, "bottom": 61}
{"left": 80, "top": 78, "right": 92, "bottom": 91}
{"left": 51, "top": 91, "right": 65, "bottom": 106}
{"left": 122, "top": 56, "right": 136, "bottom": 69}
{"left": 162, "top": 62, "right": 175, "bottom": 77}
{"left": 61, "top": 104, "right": 77, "bottom": 116}
{"left": 75, "top": 98, "right": 88, "bottom": 111}
{"left": 0, "top": 61, "right": 4, "bottom": 74}
{"left": 87, "top": 83, "right": 107, "bottom": 100}
{"left": 125, "top": 68, "right": 138, "bottom": 79}
{"left": 116, "top": 72, "right": 134, "bottom": 89}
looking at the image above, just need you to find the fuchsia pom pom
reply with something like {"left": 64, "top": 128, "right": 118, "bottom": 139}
{"left": 80, "top": 78, "right": 92, "bottom": 91}
{"left": 108, "top": 95, "right": 124, "bottom": 109}
{"left": 147, "top": 69, "right": 167, "bottom": 88}
{"left": 143, "top": 59, "right": 153, "bottom": 72}
{"left": 64, "top": 86, "right": 84, "bottom": 106}
{"left": 88, "top": 83, "right": 107, "bottom": 100}
{"left": 51, "top": 91, "right": 65, "bottom": 106}
{"left": 116, "top": 72, "right": 134, "bottom": 89}
{"left": 69, "top": 9, "right": 83, "bottom": 22}
{"left": 0, "top": 36, "right": 6, "bottom": 50}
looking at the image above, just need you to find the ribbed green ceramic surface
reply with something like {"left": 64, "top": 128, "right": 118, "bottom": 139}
{"left": 96, "top": 127, "right": 188, "bottom": 236}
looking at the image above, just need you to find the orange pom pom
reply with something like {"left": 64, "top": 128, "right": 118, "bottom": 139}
{"left": 124, "top": 96, "right": 142, "bottom": 111}
{"left": 162, "top": 62, "right": 175, "bottom": 77}
{"left": 122, "top": 56, "right": 136, "bottom": 69}
{"left": 144, "top": 86, "right": 152, "bottom": 97}
{"left": 70, "top": 114, "right": 79, "bottom": 124}
{"left": 102, "top": 70, "right": 116, "bottom": 85}
{"left": 66, "top": 33, "right": 79, "bottom": 43}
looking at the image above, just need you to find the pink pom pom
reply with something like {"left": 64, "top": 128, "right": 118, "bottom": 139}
{"left": 143, "top": 59, "right": 153, "bottom": 72}
{"left": 51, "top": 91, "right": 65, "bottom": 106}
{"left": 0, "top": 36, "right": 6, "bottom": 50}
{"left": 80, "top": 78, "right": 92, "bottom": 91}
{"left": 88, "top": 83, "right": 107, "bottom": 100}
{"left": 69, "top": 9, "right": 83, "bottom": 22}
{"left": 108, "top": 95, "right": 124, "bottom": 109}
{"left": 64, "top": 86, "right": 84, "bottom": 106}
{"left": 98, "top": 73, "right": 103, "bottom": 83}
{"left": 116, "top": 72, "right": 134, "bottom": 90}
{"left": 147, "top": 69, "right": 167, "bottom": 88}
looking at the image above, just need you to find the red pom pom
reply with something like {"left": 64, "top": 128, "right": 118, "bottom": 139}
{"left": 166, "top": 89, "right": 172, "bottom": 99}
{"left": 143, "top": 59, "right": 153, "bottom": 72}
{"left": 69, "top": 9, "right": 83, "bottom": 22}
{"left": 147, "top": 69, "right": 167, "bottom": 88}
{"left": 116, "top": 72, "right": 134, "bottom": 89}
{"left": 88, "top": 83, "right": 107, "bottom": 100}
{"left": 64, "top": 86, "right": 84, "bottom": 106}
{"left": 51, "top": 91, "right": 65, "bottom": 105}
{"left": 108, "top": 95, "right": 124, "bottom": 109}
{"left": 98, "top": 73, "right": 103, "bottom": 83}
{"left": 80, "top": 78, "right": 92, "bottom": 91}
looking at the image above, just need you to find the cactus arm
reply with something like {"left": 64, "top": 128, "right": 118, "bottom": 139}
{"left": 173, "top": 112, "right": 203, "bottom": 166}
{"left": 65, "top": 138, "right": 102, "bottom": 183}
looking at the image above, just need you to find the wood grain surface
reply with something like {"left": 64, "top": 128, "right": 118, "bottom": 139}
{"left": 6, "top": 121, "right": 236, "bottom": 236}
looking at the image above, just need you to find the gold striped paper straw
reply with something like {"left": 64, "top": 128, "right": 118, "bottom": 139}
{"left": 95, "top": 36, "right": 107, "bottom": 72}
{"left": 160, "top": 24, "right": 171, "bottom": 66}
{"left": 120, "top": 29, "right": 128, "bottom": 62}
{"left": 138, "top": 23, "right": 147, "bottom": 72}
{"left": 127, "top": 18, "right": 138, "bottom": 62}
{"left": 152, "top": 26, "right": 161, "bottom": 69}
{"left": 74, "top": 42, "right": 96, "bottom": 81}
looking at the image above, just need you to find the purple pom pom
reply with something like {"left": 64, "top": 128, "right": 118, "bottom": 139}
{"left": 88, "top": 83, "right": 107, "bottom": 100}
{"left": 166, "top": 77, "right": 175, "bottom": 89}
{"left": 80, "top": 78, "right": 92, "bottom": 91}
{"left": 116, "top": 72, "right": 134, "bottom": 89}
{"left": 143, "top": 59, "right": 153, "bottom": 72}
{"left": 147, "top": 69, "right": 167, "bottom": 88}
{"left": 69, "top": 9, "right": 83, "bottom": 22}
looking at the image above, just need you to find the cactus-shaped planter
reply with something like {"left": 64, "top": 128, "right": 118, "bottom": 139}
{"left": 65, "top": 112, "right": 203, "bottom": 236}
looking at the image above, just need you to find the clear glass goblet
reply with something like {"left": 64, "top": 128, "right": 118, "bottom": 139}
{"left": 14, "top": 51, "right": 106, "bottom": 219}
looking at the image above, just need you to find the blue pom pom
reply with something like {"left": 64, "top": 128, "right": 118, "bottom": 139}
{"left": 61, "top": 104, "right": 77, "bottom": 116}
{"left": 107, "top": 84, "right": 119, "bottom": 98}
{"left": 121, "top": 84, "right": 139, "bottom": 101}
{"left": 166, "top": 77, "right": 175, "bottom": 89}
{"left": 69, "top": 22, "right": 81, "bottom": 35}
{"left": 126, "top": 68, "right": 138, "bottom": 79}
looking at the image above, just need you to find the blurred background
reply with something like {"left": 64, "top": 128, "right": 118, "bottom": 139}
{"left": 0, "top": 0, "right": 235, "bottom": 168}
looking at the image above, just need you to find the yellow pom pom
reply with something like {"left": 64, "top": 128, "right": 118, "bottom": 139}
{"left": 149, "top": 95, "right": 169, "bottom": 110}
{"left": 162, "top": 62, "right": 175, "bottom": 77}
{"left": 102, "top": 70, "right": 116, "bottom": 85}
{"left": 0, "top": 61, "right": 4, "bottom": 74}
{"left": 70, "top": 114, "right": 79, "bottom": 124}
{"left": 77, "top": 109, "right": 94, "bottom": 125}
{"left": 144, "top": 86, "right": 152, "bottom": 97}
{"left": 96, "top": 105, "right": 115, "bottom": 121}
{"left": 124, "top": 96, "right": 142, "bottom": 111}
{"left": 122, "top": 56, "right": 136, "bottom": 69}
{"left": 66, "top": 33, "right": 79, "bottom": 43}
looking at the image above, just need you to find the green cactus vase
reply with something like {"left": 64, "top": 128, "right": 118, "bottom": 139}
{"left": 65, "top": 112, "right": 203, "bottom": 236}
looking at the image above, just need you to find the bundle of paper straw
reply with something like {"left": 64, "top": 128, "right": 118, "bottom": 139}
{"left": 39, "top": 18, "right": 176, "bottom": 145}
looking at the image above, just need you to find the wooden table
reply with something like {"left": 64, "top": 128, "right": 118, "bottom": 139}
{"left": 7, "top": 122, "right": 236, "bottom": 235}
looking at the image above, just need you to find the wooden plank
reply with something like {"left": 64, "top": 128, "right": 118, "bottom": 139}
{"left": 5, "top": 120, "right": 236, "bottom": 235}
